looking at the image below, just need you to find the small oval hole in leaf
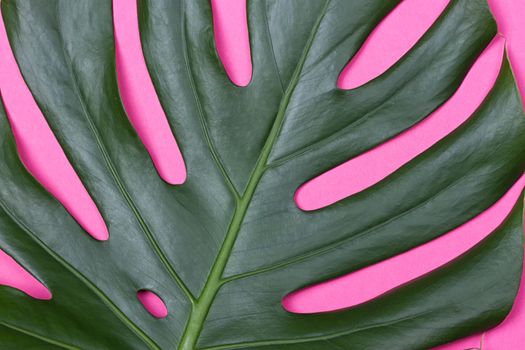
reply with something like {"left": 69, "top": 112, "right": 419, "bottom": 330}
{"left": 137, "top": 290, "right": 168, "bottom": 319}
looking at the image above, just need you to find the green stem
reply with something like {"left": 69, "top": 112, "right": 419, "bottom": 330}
{"left": 178, "top": 78, "right": 291, "bottom": 348}
{"left": 178, "top": 2, "right": 330, "bottom": 348}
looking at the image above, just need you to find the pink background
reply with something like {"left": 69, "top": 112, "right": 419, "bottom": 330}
{"left": 0, "top": 0, "right": 525, "bottom": 348}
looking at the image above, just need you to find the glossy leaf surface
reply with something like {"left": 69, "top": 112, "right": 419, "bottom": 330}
{"left": 1, "top": 0, "right": 525, "bottom": 349}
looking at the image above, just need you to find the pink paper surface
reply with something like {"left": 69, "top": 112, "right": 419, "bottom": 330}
{"left": 0, "top": 0, "right": 524, "bottom": 348}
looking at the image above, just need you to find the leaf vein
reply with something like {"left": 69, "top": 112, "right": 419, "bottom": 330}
{"left": 0, "top": 321, "right": 80, "bottom": 350}
{"left": 0, "top": 199, "right": 160, "bottom": 350}
{"left": 54, "top": 3, "right": 195, "bottom": 303}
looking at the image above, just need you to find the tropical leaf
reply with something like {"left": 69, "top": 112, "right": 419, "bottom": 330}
{"left": 1, "top": 0, "right": 525, "bottom": 349}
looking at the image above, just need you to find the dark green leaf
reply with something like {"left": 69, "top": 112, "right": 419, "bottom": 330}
{"left": 1, "top": 0, "right": 524, "bottom": 349}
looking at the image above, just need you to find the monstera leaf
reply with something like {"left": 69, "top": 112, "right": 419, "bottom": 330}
{"left": 1, "top": 0, "right": 525, "bottom": 349}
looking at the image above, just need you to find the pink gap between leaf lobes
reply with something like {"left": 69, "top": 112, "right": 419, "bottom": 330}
{"left": 113, "top": 0, "right": 187, "bottom": 185}
{"left": 0, "top": 12, "right": 108, "bottom": 242}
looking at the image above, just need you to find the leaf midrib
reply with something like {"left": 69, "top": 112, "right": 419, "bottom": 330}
{"left": 179, "top": 0, "right": 240, "bottom": 201}
{"left": 177, "top": 1, "right": 331, "bottom": 349}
